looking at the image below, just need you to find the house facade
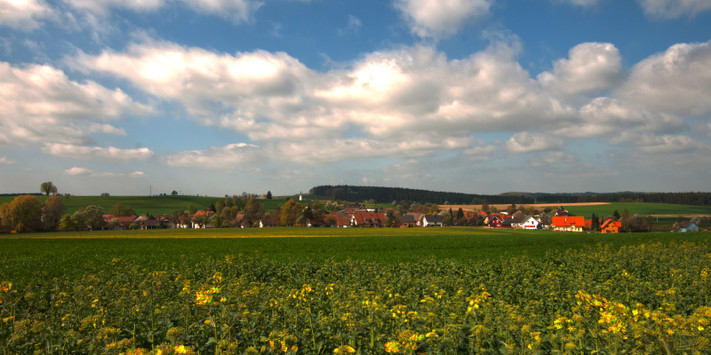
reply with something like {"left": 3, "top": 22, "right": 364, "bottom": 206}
{"left": 601, "top": 219, "right": 621, "bottom": 234}
{"left": 551, "top": 216, "right": 586, "bottom": 232}
{"left": 520, "top": 216, "right": 540, "bottom": 230}
{"left": 421, "top": 215, "right": 443, "bottom": 227}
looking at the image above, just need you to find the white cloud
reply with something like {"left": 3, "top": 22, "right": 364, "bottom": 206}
{"left": 338, "top": 14, "right": 361, "bottom": 36}
{"left": 538, "top": 42, "right": 622, "bottom": 102}
{"left": 163, "top": 143, "right": 264, "bottom": 168}
{"left": 44, "top": 143, "right": 155, "bottom": 160}
{"left": 394, "top": 0, "right": 492, "bottom": 39}
{"left": 618, "top": 40, "right": 711, "bottom": 117}
{"left": 556, "top": 97, "right": 685, "bottom": 138}
{"left": 637, "top": 0, "right": 711, "bottom": 19}
{"left": 65, "top": 166, "right": 92, "bottom": 175}
{"left": 75, "top": 38, "right": 580, "bottom": 164}
{"left": 506, "top": 132, "right": 563, "bottom": 153}
{"left": 65, "top": 166, "right": 146, "bottom": 177}
{"left": 611, "top": 132, "right": 707, "bottom": 153}
{"left": 63, "top": 0, "right": 263, "bottom": 22}
{"left": 531, "top": 151, "right": 576, "bottom": 167}
{"left": 0, "top": 62, "right": 152, "bottom": 146}
{"left": 0, "top": 0, "right": 53, "bottom": 29}
{"left": 0, "top": 156, "right": 15, "bottom": 165}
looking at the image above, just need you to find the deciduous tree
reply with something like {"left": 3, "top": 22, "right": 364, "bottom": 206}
{"left": 42, "top": 195, "right": 65, "bottom": 231}
{"left": 6, "top": 195, "right": 42, "bottom": 232}
{"left": 40, "top": 181, "right": 57, "bottom": 196}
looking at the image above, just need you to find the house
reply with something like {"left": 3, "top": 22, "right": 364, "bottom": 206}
{"left": 551, "top": 216, "right": 586, "bottom": 232}
{"left": 407, "top": 212, "right": 425, "bottom": 226}
{"left": 351, "top": 212, "right": 386, "bottom": 227}
{"left": 325, "top": 214, "right": 351, "bottom": 228}
{"left": 421, "top": 214, "right": 443, "bottom": 227}
{"left": 487, "top": 215, "right": 503, "bottom": 228}
{"left": 399, "top": 214, "right": 418, "bottom": 228}
{"left": 601, "top": 219, "right": 622, "bottom": 234}
{"left": 675, "top": 221, "right": 699, "bottom": 233}
{"left": 519, "top": 216, "right": 541, "bottom": 230}
{"left": 192, "top": 210, "right": 215, "bottom": 228}
{"left": 102, "top": 215, "right": 138, "bottom": 230}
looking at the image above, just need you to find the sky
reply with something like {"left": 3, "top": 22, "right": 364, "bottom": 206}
{"left": 1, "top": 0, "right": 710, "bottom": 197}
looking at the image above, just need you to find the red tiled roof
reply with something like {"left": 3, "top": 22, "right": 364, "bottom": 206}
{"left": 552, "top": 216, "right": 585, "bottom": 227}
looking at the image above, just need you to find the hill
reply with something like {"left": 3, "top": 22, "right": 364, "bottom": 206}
{"left": 310, "top": 185, "right": 711, "bottom": 206}
{"left": 0, "top": 195, "right": 285, "bottom": 215}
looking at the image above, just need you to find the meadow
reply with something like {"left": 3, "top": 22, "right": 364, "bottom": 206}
{"left": 1, "top": 228, "right": 710, "bottom": 354}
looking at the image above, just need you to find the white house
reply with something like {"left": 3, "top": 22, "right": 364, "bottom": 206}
{"left": 520, "top": 216, "right": 541, "bottom": 230}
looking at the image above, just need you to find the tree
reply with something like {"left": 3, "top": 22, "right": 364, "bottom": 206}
{"left": 40, "top": 181, "right": 57, "bottom": 196}
{"left": 243, "top": 197, "right": 265, "bottom": 226}
{"left": 280, "top": 199, "right": 302, "bottom": 226}
{"left": 42, "top": 195, "right": 65, "bottom": 231}
{"left": 58, "top": 214, "right": 74, "bottom": 231}
{"left": 481, "top": 201, "right": 490, "bottom": 214}
{"left": 266, "top": 191, "right": 273, "bottom": 200}
{"left": 109, "top": 203, "right": 136, "bottom": 217}
{"left": 171, "top": 190, "right": 179, "bottom": 196}
{"left": 6, "top": 195, "right": 42, "bottom": 232}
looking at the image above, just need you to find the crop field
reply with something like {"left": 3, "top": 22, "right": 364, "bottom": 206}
{"left": 1, "top": 229, "right": 711, "bottom": 354}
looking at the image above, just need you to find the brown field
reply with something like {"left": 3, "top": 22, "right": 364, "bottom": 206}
{"left": 439, "top": 202, "right": 610, "bottom": 212}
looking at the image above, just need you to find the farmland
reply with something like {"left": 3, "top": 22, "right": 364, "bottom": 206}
{"left": 1, "top": 229, "right": 711, "bottom": 354}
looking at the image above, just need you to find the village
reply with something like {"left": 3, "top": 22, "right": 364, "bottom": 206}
{"left": 99, "top": 200, "right": 700, "bottom": 234}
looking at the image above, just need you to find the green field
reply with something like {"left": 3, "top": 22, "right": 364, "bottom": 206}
{"left": 1, "top": 229, "right": 710, "bottom": 353}
{"left": 564, "top": 202, "right": 711, "bottom": 217}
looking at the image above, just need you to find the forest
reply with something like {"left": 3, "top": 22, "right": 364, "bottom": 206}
{"left": 309, "top": 185, "right": 711, "bottom": 206}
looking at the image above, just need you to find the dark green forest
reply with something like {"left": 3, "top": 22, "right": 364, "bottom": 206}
{"left": 309, "top": 185, "right": 711, "bottom": 205}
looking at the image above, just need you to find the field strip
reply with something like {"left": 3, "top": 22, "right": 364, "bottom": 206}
{"left": 440, "top": 202, "right": 611, "bottom": 211}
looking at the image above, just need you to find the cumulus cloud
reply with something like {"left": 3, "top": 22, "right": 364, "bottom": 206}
{"left": 43, "top": 143, "right": 155, "bottom": 160}
{"left": 538, "top": 42, "right": 622, "bottom": 102}
{"left": 556, "top": 97, "right": 685, "bottom": 138}
{"left": 618, "top": 40, "right": 711, "bottom": 117}
{"left": 394, "top": 0, "right": 492, "bottom": 39}
{"left": 0, "top": 62, "right": 152, "bottom": 146}
{"left": 637, "top": 0, "right": 711, "bottom": 19}
{"left": 75, "top": 39, "right": 573, "bottom": 161}
{"left": 506, "top": 132, "right": 563, "bottom": 153}
{"left": 0, "top": 156, "right": 15, "bottom": 165}
{"left": 0, "top": 0, "right": 53, "bottom": 30}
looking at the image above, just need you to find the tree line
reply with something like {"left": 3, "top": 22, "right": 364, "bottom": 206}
{"left": 310, "top": 185, "right": 711, "bottom": 206}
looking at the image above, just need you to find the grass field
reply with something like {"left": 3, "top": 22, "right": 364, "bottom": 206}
{"left": 564, "top": 202, "right": 711, "bottom": 217}
{"left": 1, "top": 228, "right": 710, "bottom": 353}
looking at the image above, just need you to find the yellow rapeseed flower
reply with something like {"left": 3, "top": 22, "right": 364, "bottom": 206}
{"left": 174, "top": 345, "right": 188, "bottom": 354}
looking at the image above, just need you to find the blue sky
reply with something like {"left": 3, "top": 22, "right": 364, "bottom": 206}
{"left": 1, "top": 0, "right": 710, "bottom": 196}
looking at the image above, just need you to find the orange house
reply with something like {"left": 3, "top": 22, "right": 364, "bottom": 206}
{"left": 551, "top": 216, "right": 586, "bottom": 232}
{"left": 601, "top": 219, "right": 622, "bottom": 234}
